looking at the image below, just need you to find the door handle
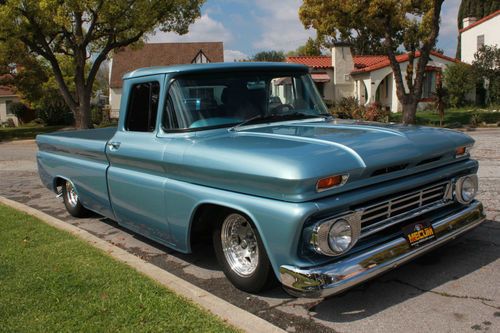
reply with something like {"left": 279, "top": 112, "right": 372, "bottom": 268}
{"left": 107, "top": 142, "right": 121, "bottom": 150}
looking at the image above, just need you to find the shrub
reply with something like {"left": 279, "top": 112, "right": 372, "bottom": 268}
{"left": 365, "top": 102, "right": 390, "bottom": 122}
{"left": 9, "top": 102, "right": 30, "bottom": 125}
{"left": 470, "top": 113, "right": 482, "bottom": 127}
{"left": 331, "top": 97, "right": 364, "bottom": 119}
{"left": 443, "top": 63, "right": 477, "bottom": 108}
{"left": 37, "top": 105, "right": 74, "bottom": 126}
{"left": 331, "top": 97, "right": 389, "bottom": 122}
{"left": 91, "top": 106, "right": 103, "bottom": 125}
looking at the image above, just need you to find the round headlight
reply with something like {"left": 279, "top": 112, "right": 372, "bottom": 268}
{"left": 310, "top": 213, "right": 361, "bottom": 257}
{"left": 328, "top": 219, "right": 353, "bottom": 254}
{"left": 460, "top": 176, "right": 477, "bottom": 203}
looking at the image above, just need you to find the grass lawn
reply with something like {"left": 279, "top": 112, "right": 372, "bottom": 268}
{"left": 0, "top": 125, "right": 66, "bottom": 142}
{"left": 0, "top": 204, "right": 237, "bottom": 333}
{"left": 389, "top": 106, "right": 500, "bottom": 127}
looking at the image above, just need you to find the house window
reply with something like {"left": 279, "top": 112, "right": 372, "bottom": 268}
{"left": 422, "top": 72, "right": 437, "bottom": 98}
{"left": 5, "top": 100, "right": 13, "bottom": 115}
{"left": 192, "top": 51, "right": 210, "bottom": 64}
{"left": 477, "top": 35, "right": 485, "bottom": 50}
{"left": 125, "top": 81, "right": 160, "bottom": 132}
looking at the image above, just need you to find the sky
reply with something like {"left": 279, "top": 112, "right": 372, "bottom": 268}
{"left": 148, "top": 0, "right": 462, "bottom": 61}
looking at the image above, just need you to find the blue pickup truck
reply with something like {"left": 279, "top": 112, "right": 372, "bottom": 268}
{"left": 36, "top": 62, "right": 485, "bottom": 297}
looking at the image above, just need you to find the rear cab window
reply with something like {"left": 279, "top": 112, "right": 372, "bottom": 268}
{"left": 125, "top": 81, "right": 160, "bottom": 132}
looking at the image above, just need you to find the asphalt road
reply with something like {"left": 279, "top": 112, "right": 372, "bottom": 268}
{"left": 0, "top": 129, "right": 499, "bottom": 333}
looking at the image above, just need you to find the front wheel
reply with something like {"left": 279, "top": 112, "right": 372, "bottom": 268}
{"left": 213, "top": 212, "right": 275, "bottom": 293}
{"left": 62, "top": 180, "right": 90, "bottom": 218}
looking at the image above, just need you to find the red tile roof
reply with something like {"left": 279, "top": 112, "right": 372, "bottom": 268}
{"left": 353, "top": 55, "right": 388, "bottom": 69}
{"left": 351, "top": 51, "right": 458, "bottom": 74}
{"left": 286, "top": 55, "right": 389, "bottom": 69}
{"left": 287, "top": 51, "right": 458, "bottom": 74}
{"left": 286, "top": 56, "right": 332, "bottom": 69}
{"left": 459, "top": 10, "right": 500, "bottom": 33}
{"left": 0, "top": 85, "right": 16, "bottom": 97}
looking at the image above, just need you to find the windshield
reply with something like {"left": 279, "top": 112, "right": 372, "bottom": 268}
{"left": 162, "top": 72, "right": 328, "bottom": 131}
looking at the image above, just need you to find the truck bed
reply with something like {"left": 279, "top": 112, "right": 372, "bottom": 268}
{"left": 36, "top": 127, "right": 117, "bottom": 219}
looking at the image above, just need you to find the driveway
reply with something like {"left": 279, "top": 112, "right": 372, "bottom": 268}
{"left": 1, "top": 130, "right": 499, "bottom": 332}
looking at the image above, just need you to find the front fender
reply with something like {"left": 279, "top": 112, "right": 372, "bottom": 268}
{"left": 163, "top": 177, "right": 318, "bottom": 278}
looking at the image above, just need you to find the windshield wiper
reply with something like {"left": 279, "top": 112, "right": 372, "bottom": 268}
{"left": 231, "top": 114, "right": 268, "bottom": 130}
{"left": 231, "top": 112, "right": 332, "bottom": 130}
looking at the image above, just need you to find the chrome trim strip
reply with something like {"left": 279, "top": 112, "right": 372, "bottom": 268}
{"left": 281, "top": 201, "right": 485, "bottom": 298}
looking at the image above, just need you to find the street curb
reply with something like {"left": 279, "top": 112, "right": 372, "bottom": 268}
{"left": 0, "top": 196, "right": 285, "bottom": 333}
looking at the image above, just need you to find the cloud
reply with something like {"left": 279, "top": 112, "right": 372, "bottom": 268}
{"left": 438, "top": 0, "right": 460, "bottom": 54}
{"left": 224, "top": 49, "right": 248, "bottom": 62}
{"left": 251, "top": 0, "right": 316, "bottom": 52}
{"left": 147, "top": 14, "right": 232, "bottom": 44}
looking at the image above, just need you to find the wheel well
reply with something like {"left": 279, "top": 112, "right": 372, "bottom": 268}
{"left": 53, "top": 177, "right": 67, "bottom": 193}
{"left": 190, "top": 203, "right": 232, "bottom": 249}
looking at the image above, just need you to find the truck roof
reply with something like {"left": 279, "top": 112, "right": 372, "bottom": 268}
{"left": 122, "top": 62, "right": 309, "bottom": 80}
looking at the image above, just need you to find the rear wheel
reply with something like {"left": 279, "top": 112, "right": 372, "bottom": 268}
{"left": 213, "top": 212, "right": 275, "bottom": 293}
{"left": 62, "top": 180, "right": 90, "bottom": 217}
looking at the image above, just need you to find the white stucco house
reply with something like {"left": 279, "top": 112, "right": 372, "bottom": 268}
{"left": 0, "top": 86, "right": 20, "bottom": 126}
{"left": 460, "top": 10, "right": 500, "bottom": 64}
{"left": 287, "top": 44, "right": 458, "bottom": 112}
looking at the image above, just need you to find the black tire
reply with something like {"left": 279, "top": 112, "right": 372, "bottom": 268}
{"left": 62, "top": 180, "right": 90, "bottom": 218}
{"left": 212, "top": 211, "right": 275, "bottom": 293}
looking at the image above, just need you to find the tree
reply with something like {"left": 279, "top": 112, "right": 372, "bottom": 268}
{"left": 456, "top": 0, "right": 500, "bottom": 58}
{"left": 299, "top": 2, "right": 390, "bottom": 55}
{"left": 300, "top": 0, "right": 445, "bottom": 124}
{"left": 472, "top": 45, "right": 500, "bottom": 105}
{"left": 251, "top": 50, "right": 285, "bottom": 62}
{"left": 287, "top": 37, "right": 321, "bottom": 56}
{"left": 0, "top": 0, "right": 204, "bottom": 129}
{"left": 0, "top": 39, "right": 78, "bottom": 125}
{"left": 443, "top": 62, "right": 476, "bottom": 107}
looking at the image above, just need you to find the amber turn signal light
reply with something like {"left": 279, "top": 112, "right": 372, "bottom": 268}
{"left": 455, "top": 146, "right": 471, "bottom": 158}
{"left": 456, "top": 146, "right": 466, "bottom": 156}
{"left": 316, "top": 175, "right": 348, "bottom": 192}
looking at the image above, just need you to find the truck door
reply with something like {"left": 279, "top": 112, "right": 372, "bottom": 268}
{"left": 106, "top": 75, "right": 173, "bottom": 246}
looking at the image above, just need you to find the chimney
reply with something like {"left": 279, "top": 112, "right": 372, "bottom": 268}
{"left": 331, "top": 42, "right": 353, "bottom": 85}
{"left": 463, "top": 17, "right": 477, "bottom": 28}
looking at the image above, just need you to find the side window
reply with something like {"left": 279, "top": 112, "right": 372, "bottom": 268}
{"left": 125, "top": 81, "right": 160, "bottom": 132}
{"left": 477, "top": 35, "right": 485, "bottom": 51}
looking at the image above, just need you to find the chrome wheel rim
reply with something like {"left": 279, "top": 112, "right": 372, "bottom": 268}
{"left": 221, "top": 214, "right": 259, "bottom": 277}
{"left": 65, "top": 181, "right": 78, "bottom": 207}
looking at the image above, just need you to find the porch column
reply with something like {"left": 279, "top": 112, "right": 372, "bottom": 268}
{"left": 362, "top": 78, "right": 372, "bottom": 105}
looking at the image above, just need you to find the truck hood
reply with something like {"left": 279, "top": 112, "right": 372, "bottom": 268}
{"left": 170, "top": 120, "right": 474, "bottom": 202}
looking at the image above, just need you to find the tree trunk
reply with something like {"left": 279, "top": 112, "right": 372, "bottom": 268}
{"left": 75, "top": 94, "right": 92, "bottom": 129}
{"left": 72, "top": 83, "right": 93, "bottom": 129}
{"left": 402, "top": 102, "right": 418, "bottom": 125}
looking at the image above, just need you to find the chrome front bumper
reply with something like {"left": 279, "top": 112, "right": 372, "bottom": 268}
{"left": 280, "top": 201, "right": 486, "bottom": 298}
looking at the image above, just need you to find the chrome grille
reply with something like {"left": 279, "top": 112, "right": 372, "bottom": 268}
{"left": 359, "top": 182, "right": 451, "bottom": 238}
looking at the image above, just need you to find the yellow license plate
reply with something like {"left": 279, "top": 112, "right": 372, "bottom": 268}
{"left": 402, "top": 220, "right": 436, "bottom": 247}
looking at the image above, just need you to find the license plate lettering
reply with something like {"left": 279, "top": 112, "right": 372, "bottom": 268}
{"left": 403, "top": 220, "right": 436, "bottom": 247}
